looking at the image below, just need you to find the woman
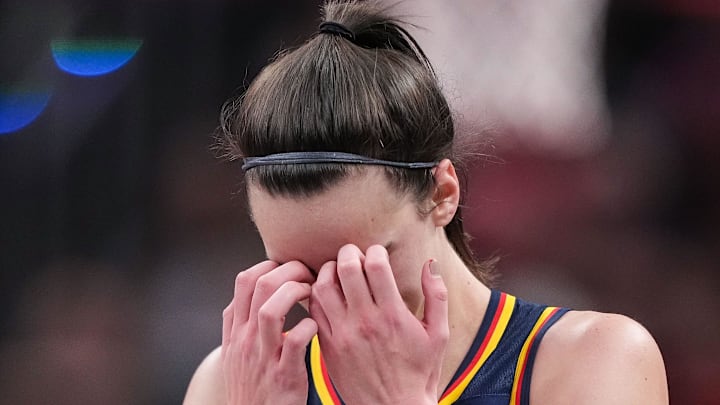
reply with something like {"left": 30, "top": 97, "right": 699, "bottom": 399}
{"left": 185, "top": 1, "right": 668, "bottom": 403}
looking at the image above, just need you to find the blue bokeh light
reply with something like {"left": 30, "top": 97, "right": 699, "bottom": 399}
{"left": 0, "top": 89, "right": 52, "bottom": 135}
{"left": 51, "top": 39, "right": 143, "bottom": 76}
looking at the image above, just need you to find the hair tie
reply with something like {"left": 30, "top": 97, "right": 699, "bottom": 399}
{"left": 318, "top": 21, "right": 355, "bottom": 42}
{"left": 242, "top": 151, "right": 437, "bottom": 171}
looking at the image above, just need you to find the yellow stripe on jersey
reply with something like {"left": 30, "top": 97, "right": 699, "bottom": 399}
{"left": 509, "top": 306, "right": 559, "bottom": 405}
{"left": 310, "top": 335, "right": 339, "bottom": 405}
{"left": 438, "top": 293, "right": 516, "bottom": 405}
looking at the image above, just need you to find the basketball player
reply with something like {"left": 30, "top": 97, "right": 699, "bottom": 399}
{"left": 184, "top": 1, "right": 669, "bottom": 403}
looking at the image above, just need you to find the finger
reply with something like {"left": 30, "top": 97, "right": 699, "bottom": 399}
{"left": 222, "top": 301, "right": 233, "bottom": 355}
{"left": 311, "top": 261, "right": 346, "bottom": 327}
{"left": 232, "top": 261, "right": 279, "bottom": 327}
{"left": 309, "top": 291, "right": 332, "bottom": 337}
{"left": 248, "top": 261, "right": 315, "bottom": 321}
{"left": 279, "top": 317, "right": 318, "bottom": 370}
{"left": 257, "top": 281, "right": 312, "bottom": 358}
{"left": 336, "top": 244, "right": 372, "bottom": 308}
{"left": 421, "top": 260, "right": 449, "bottom": 343}
{"left": 364, "top": 245, "right": 403, "bottom": 307}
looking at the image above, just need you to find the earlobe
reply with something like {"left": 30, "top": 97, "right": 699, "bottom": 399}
{"left": 430, "top": 159, "right": 460, "bottom": 227}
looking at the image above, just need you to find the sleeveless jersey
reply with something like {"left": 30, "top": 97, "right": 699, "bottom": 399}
{"left": 304, "top": 289, "right": 570, "bottom": 405}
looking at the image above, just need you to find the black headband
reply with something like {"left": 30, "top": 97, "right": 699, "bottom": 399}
{"left": 242, "top": 152, "right": 438, "bottom": 171}
{"left": 318, "top": 21, "right": 355, "bottom": 42}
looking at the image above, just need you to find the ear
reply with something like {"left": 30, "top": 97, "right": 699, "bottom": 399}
{"left": 430, "top": 159, "right": 460, "bottom": 227}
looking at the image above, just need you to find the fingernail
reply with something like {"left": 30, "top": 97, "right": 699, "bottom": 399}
{"left": 429, "top": 259, "right": 441, "bottom": 278}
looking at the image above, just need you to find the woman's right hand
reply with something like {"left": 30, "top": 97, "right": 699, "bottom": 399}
{"left": 222, "top": 260, "right": 317, "bottom": 405}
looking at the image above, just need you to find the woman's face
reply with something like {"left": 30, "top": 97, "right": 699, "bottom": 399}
{"left": 247, "top": 168, "right": 439, "bottom": 308}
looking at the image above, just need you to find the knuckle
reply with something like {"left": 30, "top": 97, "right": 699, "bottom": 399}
{"left": 435, "top": 321, "right": 450, "bottom": 343}
{"left": 336, "top": 257, "right": 356, "bottom": 272}
{"left": 312, "top": 278, "right": 332, "bottom": 293}
{"left": 312, "top": 283, "right": 336, "bottom": 301}
{"left": 251, "top": 260, "right": 279, "bottom": 274}
{"left": 437, "top": 327, "right": 450, "bottom": 344}
{"left": 235, "top": 271, "right": 253, "bottom": 290}
{"left": 271, "top": 368, "right": 303, "bottom": 390}
{"left": 255, "top": 274, "right": 276, "bottom": 295}
{"left": 282, "top": 281, "right": 309, "bottom": 301}
{"left": 222, "top": 303, "right": 233, "bottom": 318}
{"left": 225, "top": 334, "right": 253, "bottom": 357}
{"left": 357, "top": 314, "right": 380, "bottom": 339}
{"left": 282, "top": 281, "right": 310, "bottom": 300}
{"left": 257, "top": 304, "right": 278, "bottom": 323}
{"left": 382, "top": 311, "right": 403, "bottom": 329}
{"left": 283, "top": 332, "right": 306, "bottom": 351}
{"left": 236, "top": 260, "right": 278, "bottom": 289}
{"left": 337, "top": 244, "right": 363, "bottom": 264}
{"left": 282, "top": 260, "right": 312, "bottom": 279}
{"left": 434, "top": 287, "right": 449, "bottom": 302}
{"left": 329, "top": 333, "right": 351, "bottom": 352}
{"left": 283, "top": 260, "right": 305, "bottom": 270}
{"left": 363, "top": 255, "right": 387, "bottom": 273}
{"left": 283, "top": 280, "right": 302, "bottom": 292}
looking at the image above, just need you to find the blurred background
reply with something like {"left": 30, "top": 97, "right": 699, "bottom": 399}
{"left": 0, "top": 0, "right": 717, "bottom": 403}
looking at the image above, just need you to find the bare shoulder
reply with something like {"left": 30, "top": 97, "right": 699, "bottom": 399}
{"left": 530, "top": 310, "right": 669, "bottom": 405}
{"left": 183, "top": 346, "right": 226, "bottom": 405}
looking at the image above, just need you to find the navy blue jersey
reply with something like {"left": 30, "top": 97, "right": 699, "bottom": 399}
{"left": 305, "top": 290, "right": 569, "bottom": 405}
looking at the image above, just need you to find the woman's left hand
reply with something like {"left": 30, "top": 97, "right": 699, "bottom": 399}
{"left": 309, "top": 244, "right": 449, "bottom": 405}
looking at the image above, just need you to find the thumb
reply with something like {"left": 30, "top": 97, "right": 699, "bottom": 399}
{"left": 422, "top": 259, "right": 449, "bottom": 343}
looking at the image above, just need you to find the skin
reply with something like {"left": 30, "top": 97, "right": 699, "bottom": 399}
{"left": 184, "top": 160, "right": 669, "bottom": 405}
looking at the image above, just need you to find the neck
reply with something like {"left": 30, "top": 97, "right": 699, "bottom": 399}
{"left": 434, "top": 246, "right": 492, "bottom": 396}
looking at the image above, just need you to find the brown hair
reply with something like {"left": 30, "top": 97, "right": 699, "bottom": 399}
{"left": 219, "top": 0, "right": 494, "bottom": 284}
